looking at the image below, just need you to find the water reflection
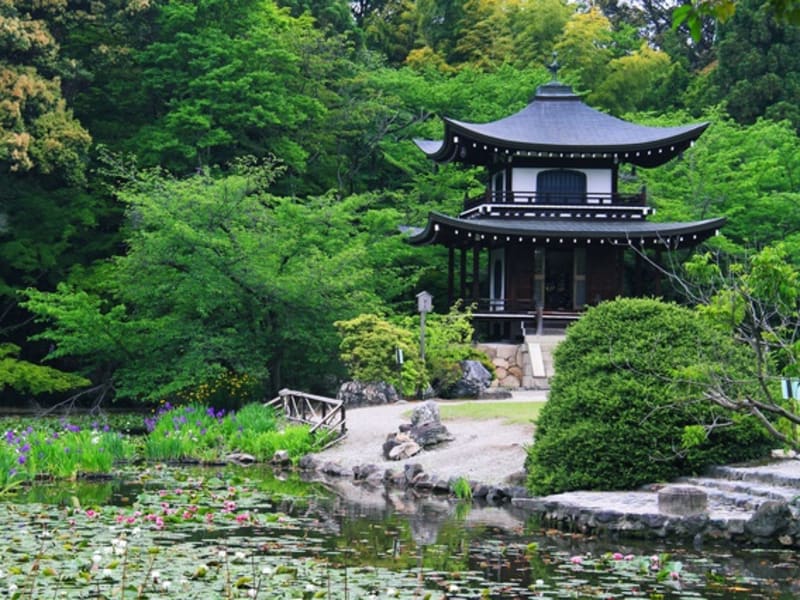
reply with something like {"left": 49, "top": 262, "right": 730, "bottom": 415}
{"left": 6, "top": 465, "right": 800, "bottom": 599}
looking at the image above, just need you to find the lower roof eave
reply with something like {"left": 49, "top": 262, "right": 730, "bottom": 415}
{"left": 406, "top": 212, "right": 726, "bottom": 249}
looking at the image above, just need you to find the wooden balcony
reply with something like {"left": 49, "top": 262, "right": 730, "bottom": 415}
{"left": 463, "top": 190, "right": 647, "bottom": 213}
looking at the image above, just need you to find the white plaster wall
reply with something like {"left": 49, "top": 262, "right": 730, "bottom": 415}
{"left": 511, "top": 167, "right": 612, "bottom": 195}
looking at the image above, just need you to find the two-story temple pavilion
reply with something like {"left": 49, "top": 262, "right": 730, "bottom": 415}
{"left": 407, "top": 78, "right": 724, "bottom": 338}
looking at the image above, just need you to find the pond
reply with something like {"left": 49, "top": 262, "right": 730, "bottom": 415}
{"left": 1, "top": 465, "right": 798, "bottom": 599}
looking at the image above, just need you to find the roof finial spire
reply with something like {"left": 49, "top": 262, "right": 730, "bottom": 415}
{"left": 548, "top": 51, "right": 560, "bottom": 82}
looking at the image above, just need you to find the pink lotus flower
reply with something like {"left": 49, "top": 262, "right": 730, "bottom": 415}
{"left": 612, "top": 552, "right": 624, "bottom": 561}
{"left": 235, "top": 512, "right": 250, "bottom": 524}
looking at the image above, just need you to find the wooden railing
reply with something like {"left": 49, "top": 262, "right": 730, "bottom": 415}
{"left": 463, "top": 190, "right": 646, "bottom": 212}
{"left": 265, "top": 388, "right": 346, "bottom": 448}
{"left": 471, "top": 299, "right": 582, "bottom": 335}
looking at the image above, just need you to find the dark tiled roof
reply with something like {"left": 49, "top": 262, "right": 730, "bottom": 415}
{"left": 415, "top": 82, "right": 708, "bottom": 167}
{"left": 407, "top": 212, "right": 725, "bottom": 248}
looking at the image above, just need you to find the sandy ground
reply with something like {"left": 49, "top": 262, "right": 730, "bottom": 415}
{"left": 308, "top": 391, "right": 546, "bottom": 486}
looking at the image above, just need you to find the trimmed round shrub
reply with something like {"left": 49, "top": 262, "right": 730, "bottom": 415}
{"left": 526, "top": 298, "right": 773, "bottom": 495}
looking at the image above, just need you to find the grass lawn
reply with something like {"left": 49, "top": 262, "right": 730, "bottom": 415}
{"left": 438, "top": 401, "right": 544, "bottom": 425}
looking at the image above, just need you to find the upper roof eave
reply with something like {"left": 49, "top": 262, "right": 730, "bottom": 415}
{"left": 443, "top": 118, "right": 709, "bottom": 154}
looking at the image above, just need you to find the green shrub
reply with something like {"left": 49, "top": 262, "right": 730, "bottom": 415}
{"left": 335, "top": 313, "right": 426, "bottom": 396}
{"left": 407, "top": 304, "right": 494, "bottom": 398}
{"left": 336, "top": 306, "right": 491, "bottom": 398}
{"left": 526, "top": 298, "right": 774, "bottom": 495}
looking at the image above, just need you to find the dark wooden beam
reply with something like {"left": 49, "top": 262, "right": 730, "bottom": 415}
{"left": 459, "top": 247, "right": 467, "bottom": 302}
{"left": 472, "top": 245, "right": 480, "bottom": 303}
{"left": 447, "top": 247, "right": 455, "bottom": 308}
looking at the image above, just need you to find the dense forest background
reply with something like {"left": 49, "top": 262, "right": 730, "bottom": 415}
{"left": 2, "top": 0, "right": 800, "bottom": 406}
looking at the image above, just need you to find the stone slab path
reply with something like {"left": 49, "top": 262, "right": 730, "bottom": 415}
{"left": 308, "top": 392, "right": 545, "bottom": 486}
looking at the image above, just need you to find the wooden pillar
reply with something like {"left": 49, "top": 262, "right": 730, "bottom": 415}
{"left": 617, "top": 246, "right": 625, "bottom": 297}
{"left": 654, "top": 248, "right": 662, "bottom": 297}
{"left": 472, "top": 245, "right": 480, "bottom": 306}
{"left": 634, "top": 249, "right": 643, "bottom": 296}
{"left": 447, "top": 247, "right": 455, "bottom": 308}
{"left": 459, "top": 247, "right": 467, "bottom": 302}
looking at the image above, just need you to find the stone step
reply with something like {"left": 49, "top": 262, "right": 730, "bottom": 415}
{"left": 677, "top": 478, "right": 797, "bottom": 512}
{"left": 706, "top": 462, "right": 800, "bottom": 488}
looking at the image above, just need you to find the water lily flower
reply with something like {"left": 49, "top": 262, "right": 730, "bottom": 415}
{"left": 152, "top": 570, "right": 161, "bottom": 581}
{"left": 86, "top": 509, "right": 99, "bottom": 518}
{"left": 92, "top": 553, "right": 102, "bottom": 564}
{"left": 448, "top": 583, "right": 460, "bottom": 593}
{"left": 535, "top": 579, "right": 544, "bottom": 587}
{"left": 386, "top": 588, "right": 398, "bottom": 597}
{"left": 612, "top": 552, "right": 624, "bottom": 561}
{"left": 570, "top": 556, "right": 583, "bottom": 564}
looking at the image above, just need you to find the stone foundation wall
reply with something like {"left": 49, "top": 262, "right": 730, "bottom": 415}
{"left": 476, "top": 343, "right": 526, "bottom": 389}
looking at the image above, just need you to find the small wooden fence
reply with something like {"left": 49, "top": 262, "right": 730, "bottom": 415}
{"left": 264, "top": 388, "right": 346, "bottom": 448}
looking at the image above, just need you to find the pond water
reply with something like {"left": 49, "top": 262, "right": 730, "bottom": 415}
{"left": 1, "top": 465, "right": 798, "bottom": 599}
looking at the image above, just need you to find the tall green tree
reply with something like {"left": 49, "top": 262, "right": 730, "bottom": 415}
{"left": 23, "top": 161, "right": 391, "bottom": 400}
{"left": 639, "top": 112, "right": 800, "bottom": 249}
{"left": 0, "top": 0, "right": 107, "bottom": 400}
{"left": 121, "top": 0, "right": 328, "bottom": 175}
{"left": 712, "top": 0, "right": 800, "bottom": 130}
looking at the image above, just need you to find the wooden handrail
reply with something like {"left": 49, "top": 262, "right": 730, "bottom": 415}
{"left": 265, "top": 388, "right": 347, "bottom": 445}
{"left": 463, "top": 190, "right": 646, "bottom": 211}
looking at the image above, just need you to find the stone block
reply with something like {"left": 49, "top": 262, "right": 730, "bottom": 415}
{"left": 500, "top": 374, "right": 521, "bottom": 388}
{"left": 658, "top": 485, "right": 708, "bottom": 516}
{"left": 493, "top": 357, "right": 509, "bottom": 370}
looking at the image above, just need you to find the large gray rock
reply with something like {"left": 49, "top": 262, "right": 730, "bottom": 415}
{"left": 407, "top": 401, "right": 453, "bottom": 447}
{"left": 409, "top": 420, "right": 454, "bottom": 448}
{"left": 383, "top": 433, "right": 422, "bottom": 460}
{"left": 442, "top": 360, "right": 492, "bottom": 399}
{"left": 411, "top": 400, "right": 441, "bottom": 427}
{"left": 745, "top": 501, "right": 792, "bottom": 538}
{"left": 337, "top": 380, "right": 399, "bottom": 408}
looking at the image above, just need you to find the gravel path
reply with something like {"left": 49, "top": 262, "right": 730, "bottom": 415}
{"left": 308, "top": 392, "right": 545, "bottom": 486}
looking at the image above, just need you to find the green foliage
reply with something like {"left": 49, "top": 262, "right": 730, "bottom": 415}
{"left": 0, "top": 343, "right": 89, "bottom": 395}
{"left": 337, "top": 305, "right": 489, "bottom": 397}
{"left": 526, "top": 298, "right": 773, "bottom": 495}
{"left": 683, "top": 245, "right": 800, "bottom": 448}
{"left": 452, "top": 476, "right": 472, "bottom": 500}
{"left": 1, "top": 422, "right": 134, "bottom": 486}
{"left": 23, "top": 162, "right": 383, "bottom": 400}
{"left": 711, "top": 0, "right": 800, "bottom": 130}
{"left": 638, "top": 112, "right": 800, "bottom": 249}
{"left": 411, "top": 303, "right": 491, "bottom": 397}
{"left": 142, "top": 402, "right": 316, "bottom": 463}
{"left": 335, "top": 313, "right": 425, "bottom": 396}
